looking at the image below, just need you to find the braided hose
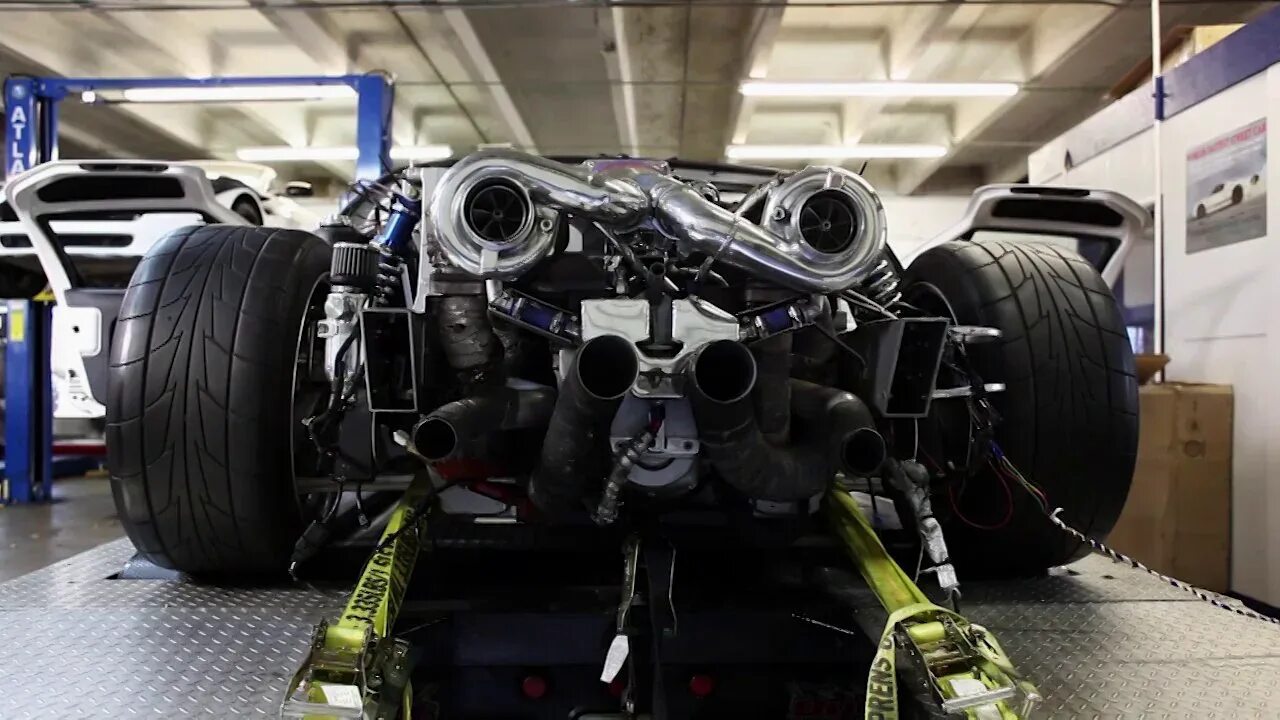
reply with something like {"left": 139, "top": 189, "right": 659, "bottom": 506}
{"left": 593, "top": 425, "right": 658, "bottom": 526}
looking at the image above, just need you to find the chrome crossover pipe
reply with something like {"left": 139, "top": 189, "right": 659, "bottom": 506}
{"left": 630, "top": 167, "right": 886, "bottom": 293}
{"left": 429, "top": 150, "right": 887, "bottom": 293}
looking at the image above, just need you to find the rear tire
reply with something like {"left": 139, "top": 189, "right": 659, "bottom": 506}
{"left": 106, "top": 225, "right": 330, "bottom": 576}
{"left": 904, "top": 239, "right": 1138, "bottom": 575}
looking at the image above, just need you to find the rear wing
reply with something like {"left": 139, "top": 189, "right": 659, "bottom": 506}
{"left": 3, "top": 160, "right": 243, "bottom": 305}
{"left": 903, "top": 185, "right": 1151, "bottom": 287}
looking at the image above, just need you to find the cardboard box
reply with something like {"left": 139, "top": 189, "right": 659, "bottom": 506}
{"left": 1106, "top": 383, "right": 1233, "bottom": 591}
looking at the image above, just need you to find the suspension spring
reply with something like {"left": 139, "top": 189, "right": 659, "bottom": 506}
{"left": 862, "top": 257, "right": 902, "bottom": 307}
{"left": 376, "top": 254, "right": 406, "bottom": 305}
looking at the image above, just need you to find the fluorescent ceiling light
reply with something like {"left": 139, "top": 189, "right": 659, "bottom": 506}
{"left": 121, "top": 84, "right": 355, "bottom": 103}
{"left": 237, "top": 146, "right": 358, "bottom": 162}
{"left": 740, "top": 81, "right": 1019, "bottom": 98}
{"left": 726, "top": 144, "right": 948, "bottom": 160}
{"left": 236, "top": 145, "right": 453, "bottom": 163}
{"left": 389, "top": 145, "right": 454, "bottom": 162}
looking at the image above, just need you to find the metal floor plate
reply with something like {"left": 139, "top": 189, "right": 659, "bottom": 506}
{"left": 0, "top": 539, "right": 344, "bottom": 718}
{"left": 1, "top": 539, "right": 1279, "bottom": 718}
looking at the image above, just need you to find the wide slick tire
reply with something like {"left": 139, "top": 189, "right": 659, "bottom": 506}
{"left": 106, "top": 225, "right": 330, "bottom": 576}
{"left": 905, "top": 239, "right": 1138, "bottom": 575}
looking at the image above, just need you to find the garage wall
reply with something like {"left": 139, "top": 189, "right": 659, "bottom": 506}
{"left": 1158, "top": 69, "right": 1278, "bottom": 604}
{"left": 1031, "top": 35, "right": 1280, "bottom": 603}
{"left": 881, "top": 195, "right": 972, "bottom": 259}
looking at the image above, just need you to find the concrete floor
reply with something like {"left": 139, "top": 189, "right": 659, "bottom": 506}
{"left": 0, "top": 475, "right": 123, "bottom": 582}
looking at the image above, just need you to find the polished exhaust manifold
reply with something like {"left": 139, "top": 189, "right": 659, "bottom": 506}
{"left": 428, "top": 149, "right": 887, "bottom": 293}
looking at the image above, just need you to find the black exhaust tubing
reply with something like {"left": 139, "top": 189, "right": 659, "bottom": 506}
{"left": 529, "top": 335, "right": 640, "bottom": 514}
{"left": 413, "top": 384, "right": 557, "bottom": 462}
{"left": 688, "top": 340, "right": 828, "bottom": 500}
{"left": 789, "top": 380, "right": 886, "bottom": 476}
{"left": 687, "top": 340, "right": 884, "bottom": 500}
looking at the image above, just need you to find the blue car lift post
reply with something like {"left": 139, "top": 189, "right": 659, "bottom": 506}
{"left": 4, "top": 73, "right": 394, "bottom": 180}
{"left": 1, "top": 299, "right": 52, "bottom": 504}
{"left": 0, "top": 72, "right": 394, "bottom": 504}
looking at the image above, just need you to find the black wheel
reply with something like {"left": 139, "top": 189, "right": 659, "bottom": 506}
{"left": 1195, "top": 204, "right": 1207, "bottom": 219}
{"left": 904, "top": 239, "right": 1138, "bottom": 575}
{"left": 231, "top": 195, "right": 265, "bottom": 226}
{"left": 1231, "top": 185, "right": 1244, "bottom": 205}
{"left": 106, "top": 225, "right": 331, "bottom": 576}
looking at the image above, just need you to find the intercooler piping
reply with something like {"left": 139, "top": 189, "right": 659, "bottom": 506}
{"left": 687, "top": 340, "right": 886, "bottom": 501}
{"left": 528, "top": 334, "right": 641, "bottom": 515}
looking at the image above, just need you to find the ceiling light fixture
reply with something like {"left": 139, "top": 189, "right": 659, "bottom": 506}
{"left": 120, "top": 84, "right": 356, "bottom": 103}
{"left": 237, "top": 146, "right": 359, "bottom": 162}
{"left": 236, "top": 144, "right": 453, "bottom": 163}
{"left": 726, "top": 144, "right": 948, "bottom": 161}
{"left": 390, "top": 145, "right": 455, "bottom": 162}
{"left": 739, "top": 81, "right": 1019, "bottom": 98}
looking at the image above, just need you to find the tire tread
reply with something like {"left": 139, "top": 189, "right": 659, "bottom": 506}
{"left": 906, "top": 239, "right": 1138, "bottom": 573}
{"left": 107, "top": 225, "right": 330, "bottom": 575}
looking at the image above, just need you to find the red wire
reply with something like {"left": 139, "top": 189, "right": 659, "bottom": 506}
{"left": 918, "top": 446, "right": 941, "bottom": 473}
{"left": 948, "top": 467, "right": 1014, "bottom": 530}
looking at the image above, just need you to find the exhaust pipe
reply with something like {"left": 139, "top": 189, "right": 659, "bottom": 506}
{"left": 687, "top": 341, "right": 829, "bottom": 501}
{"left": 687, "top": 342, "right": 884, "bottom": 500}
{"left": 529, "top": 335, "right": 640, "bottom": 515}
{"left": 688, "top": 339, "right": 757, "bottom": 405}
{"left": 413, "top": 382, "right": 557, "bottom": 462}
{"left": 790, "top": 380, "right": 886, "bottom": 476}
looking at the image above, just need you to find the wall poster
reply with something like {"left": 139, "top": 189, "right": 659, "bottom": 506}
{"left": 1186, "top": 118, "right": 1267, "bottom": 254}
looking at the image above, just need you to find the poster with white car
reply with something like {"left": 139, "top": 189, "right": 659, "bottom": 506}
{"left": 1186, "top": 118, "right": 1267, "bottom": 254}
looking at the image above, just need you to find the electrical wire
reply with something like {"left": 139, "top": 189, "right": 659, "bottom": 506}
{"left": 811, "top": 321, "right": 868, "bottom": 377}
{"left": 370, "top": 478, "right": 459, "bottom": 556}
{"left": 989, "top": 442, "right": 1048, "bottom": 514}
{"left": 840, "top": 289, "right": 897, "bottom": 320}
{"left": 947, "top": 464, "right": 1013, "bottom": 530}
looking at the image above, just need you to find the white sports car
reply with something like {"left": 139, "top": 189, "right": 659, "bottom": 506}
{"left": 0, "top": 160, "right": 322, "bottom": 419}
{"left": 1192, "top": 173, "right": 1263, "bottom": 219}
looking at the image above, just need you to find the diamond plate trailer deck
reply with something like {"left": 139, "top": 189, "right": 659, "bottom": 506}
{"left": 1, "top": 537, "right": 1278, "bottom": 718}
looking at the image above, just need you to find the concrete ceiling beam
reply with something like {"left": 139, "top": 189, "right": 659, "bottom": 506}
{"left": 441, "top": 7, "right": 536, "bottom": 151}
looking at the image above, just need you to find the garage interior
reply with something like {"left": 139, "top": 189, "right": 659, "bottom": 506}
{"left": 2, "top": 0, "right": 1280, "bottom": 718}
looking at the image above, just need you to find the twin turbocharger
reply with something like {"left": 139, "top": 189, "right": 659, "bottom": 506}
{"left": 425, "top": 149, "right": 888, "bottom": 294}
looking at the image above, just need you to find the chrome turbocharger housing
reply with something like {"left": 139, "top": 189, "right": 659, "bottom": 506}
{"left": 757, "top": 166, "right": 887, "bottom": 286}
{"left": 427, "top": 149, "right": 887, "bottom": 293}
{"left": 428, "top": 151, "right": 647, "bottom": 279}
{"left": 428, "top": 170, "right": 560, "bottom": 279}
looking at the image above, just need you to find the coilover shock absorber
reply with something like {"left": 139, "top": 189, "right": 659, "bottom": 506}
{"left": 862, "top": 256, "right": 903, "bottom": 307}
{"left": 367, "top": 190, "right": 421, "bottom": 305}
